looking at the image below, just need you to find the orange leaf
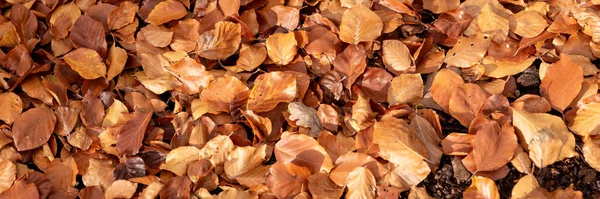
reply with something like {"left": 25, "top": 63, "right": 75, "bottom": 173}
{"left": 472, "top": 122, "right": 517, "bottom": 172}
{"left": 431, "top": 69, "right": 464, "bottom": 112}
{"left": 266, "top": 162, "right": 312, "bottom": 199}
{"left": 196, "top": 21, "right": 241, "bottom": 60}
{"left": 63, "top": 48, "right": 107, "bottom": 79}
{"left": 275, "top": 133, "right": 333, "bottom": 173}
{"left": 116, "top": 111, "right": 153, "bottom": 155}
{"left": 247, "top": 71, "right": 297, "bottom": 113}
{"left": 388, "top": 73, "right": 423, "bottom": 106}
{"left": 448, "top": 83, "right": 490, "bottom": 127}
{"left": 0, "top": 92, "right": 22, "bottom": 124}
{"left": 540, "top": 54, "right": 583, "bottom": 112}
{"left": 266, "top": 32, "right": 298, "bottom": 65}
{"left": 333, "top": 44, "right": 367, "bottom": 89}
{"left": 463, "top": 176, "right": 500, "bottom": 199}
{"left": 338, "top": 4, "right": 383, "bottom": 44}
{"left": 146, "top": 0, "right": 188, "bottom": 25}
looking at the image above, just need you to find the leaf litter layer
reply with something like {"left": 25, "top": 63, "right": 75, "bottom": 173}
{"left": 0, "top": 0, "right": 599, "bottom": 198}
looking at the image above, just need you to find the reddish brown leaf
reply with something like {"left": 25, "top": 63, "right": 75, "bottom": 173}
{"left": 116, "top": 111, "right": 153, "bottom": 155}
{"left": 12, "top": 107, "right": 57, "bottom": 151}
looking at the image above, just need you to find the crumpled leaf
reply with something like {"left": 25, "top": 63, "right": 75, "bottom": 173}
{"left": 266, "top": 32, "right": 297, "bottom": 66}
{"left": 338, "top": 4, "right": 383, "bottom": 44}
{"left": 12, "top": 107, "right": 57, "bottom": 151}
{"left": 288, "top": 102, "right": 323, "bottom": 137}
{"left": 192, "top": 76, "right": 248, "bottom": 118}
{"left": 247, "top": 71, "right": 297, "bottom": 113}
{"left": 63, "top": 48, "right": 107, "bottom": 79}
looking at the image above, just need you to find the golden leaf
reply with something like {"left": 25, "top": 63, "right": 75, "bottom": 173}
{"left": 196, "top": 21, "right": 242, "bottom": 60}
{"left": 266, "top": 32, "right": 298, "bottom": 65}
{"left": 63, "top": 48, "right": 107, "bottom": 79}
{"left": 338, "top": 4, "right": 383, "bottom": 44}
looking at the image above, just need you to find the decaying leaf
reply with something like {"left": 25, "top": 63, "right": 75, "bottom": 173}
{"left": 288, "top": 102, "right": 323, "bottom": 137}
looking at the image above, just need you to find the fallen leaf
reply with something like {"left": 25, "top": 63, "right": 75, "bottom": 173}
{"left": 71, "top": 15, "right": 107, "bottom": 57}
{"left": 224, "top": 144, "right": 268, "bottom": 180}
{"left": 196, "top": 21, "right": 242, "bottom": 60}
{"left": 509, "top": 10, "right": 548, "bottom": 38}
{"left": 512, "top": 108, "right": 577, "bottom": 167}
{"left": 0, "top": 160, "right": 16, "bottom": 193}
{"left": 329, "top": 152, "right": 386, "bottom": 186}
{"left": 105, "top": 180, "right": 138, "bottom": 199}
{"left": 373, "top": 115, "right": 430, "bottom": 190}
{"left": 272, "top": 5, "right": 300, "bottom": 30}
{"left": 266, "top": 32, "right": 298, "bottom": 65}
{"left": 82, "top": 158, "right": 115, "bottom": 190}
{"left": 510, "top": 94, "right": 552, "bottom": 113}
{"left": 307, "top": 173, "right": 344, "bottom": 199}
{"left": 116, "top": 111, "right": 153, "bottom": 155}
{"left": 338, "top": 4, "right": 383, "bottom": 44}
{"left": 0, "top": 92, "right": 22, "bottom": 124}
{"left": 442, "top": 133, "right": 475, "bottom": 156}
{"left": 472, "top": 122, "right": 518, "bottom": 172}
{"left": 345, "top": 167, "right": 376, "bottom": 199}
{"left": 141, "top": 24, "right": 173, "bottom": 48}
{"left": 160, "top": 146, "right": 201, "bottom": 176}
{"left": 382, "top": 40, "right": 415, "bottom": 73}
{"left": 388, "top": 73, "right": 423, "bottom": 106}
{"left": 288, "top": 102, "right": 323, "bottom": 137}
{"left": 236, "top": 43, "right": 267, "bottom": 71}
{"left": 540, "top": 54, "right": 583, "bottom": 112}
{"left": 275, "top": 133, "right": 333, "bottom": 173}
{"left": 12, "top": 107, "right": 57, "bottom": 151}
{"left": 333, "top": 44, "right": 367, "bottom": 89}
{"left": 474, "top": 3, "right": 511, "bottom": 43}
{"left": 431, "top": 69, "right": 464, "bottom": 112}
{"left": 463, "top": 176, "right": 500, "bottom": 199}
{"left": 159, "top": 176, "right": 192, "bottom": 199}
{"left": 192, "top": 76, "right": 248, "bottom": 118}
{"left": 570, "top": 102, "right": 600, "bottom": 137}
{"left": 583, "top": 136, "right": 600, "bottom": 172}
{"left": 0, "top": 179, "right": 39, "bottom": 199}
{"left": 449, "top": 83, "right": 490, "bottom": 127}
{"left": 63, "top": 48, "right": 107, "bottom": 79}
{"left": 247, "top": 71, "right": 297, "bottom": 113}
{"left": 444, "top": 34, "right": 491, "bottom": 68}
{"left": 146, "top": 0, "right": 188, "bottom": 25}
{"left": 266, "top": 162, "right": 312, "bottom": 199}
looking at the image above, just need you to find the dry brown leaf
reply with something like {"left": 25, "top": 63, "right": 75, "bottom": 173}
{"left": 196, "top": 21, "right": 242, "bottom": 60}
{"left": 192, "top": 76, "right": 247, "bottom": 118}
{"left": 12, "top": 107, "right": 57, "bottom": 151}
{"left": 423, "top": 0, "right": 460, "bottom": 14}
{"left": 509, "top": 10, "right": 548, "bottom": 38}
{"left": 472, "top": 122, "right": 517, "bottom": 172}
{"left": 0, "top": 92, "right": 22, "bottom": 124}
{"left": 333, "top": 44, "right": 367, "bottom": 89}
{"left": 317, "top": 131, "right": 355, "bottom": 162}
{"left": 382, "top": 40, "right": 415, "bottom": 73}
{"left": 442, "top": 133, "right": 475, "bottom": 156}
{"left": 410, "top": 115, "right": 443, "bottom": 169}
{"left": 116, "top": 111, "right": 153, "bottom": 155}
{"left": 105, "top": 180, "right": 138, "bottom": 199}
{"left": 431, "top": 69, "right": 465, "bottom": 112}
{"left": 373, "top": 115, "right": 430, "bottom": 190}
{"left": 141, "top": 24, "right": 173, "bottom": 48}
{"left": 224, "top": 144, "right": 268, "bottom": 180}
{"left": 583, "top": 136, "right": 600, "bottom": 172}
{"left": 274, "top": 133, "right": 333, "bottom": 173}
{"left": 108, "top": 1, "right": 139, "bottom": 30}
{"left": 82, "top": 158, "right": 115, "bottom": 190}
{"left": 71, "top": 15, "right": 107, "bottom": 57}
{"left": 510, "top": 94, "right": 551, "bottom": 113}
{"left": 510, "top": 146, "right": 533, "bottom": 174}
{"left": 449, "top": 83, "right": 489, "bottom": 127}
{"left": 349, "top": 93, "right": 376, "bottom": 132}
{"left": 388, "top": 73, "right": 423, "bottom": 106}
{"left": 106, "top": 44, "right": 127, "bottom": 80}
{"left": 540, "top": 54, "right": 583, "bottom": 112}
{"left": 482, "top": 56, "right": 536, "bottom": 78}
{"left": 168, "top": 57, "right": 214, "bottom": 94}
{"left": 345, "top": 167, "right": 376, "bottom": 199}
{"left": 236, "top": 43, "right": 267, "bottom": 71}
{"left": 266, "top": 162, "right": 312, "bottom": 199}
{"left": 474, "top": 3, "right": 511, "bottom": 43}
{"left": 307, "top": 173, "right": 344, "bottom": 199}
{"left": 63, "top": 48, "right": 107, "bottom": 79}
{"left": 288, "top": 102, "right": 323, "bottom": 137}
{"left": 512, "top": 108, "right": 577, "bottom": 168}
{"left": 247, "top": 71, "right": 297, "bottom": 113}
{"left": 463, "top": 176, "right": 500, "bottom": 199}
{"left": 570, "top": 102, "right": 600, "bottom": 137}
{"left": 272, "top": 5, "right": 300, "bottom": 30}
{"left": 338, "top": 4, "right": 383, "bottom": 44}
{"left": 329, "top": 152, "right": 386, "bottom": 187}
{"left": 317, "top": 104, "right": 341, "bottom": 132}
{"left": 0, "top": 159, "right": 16, "bottom": 193}
{"left": 160, "top": 146, "right": 201, "bottom": 175}
{"left": 146, "top": 0, "right": 188, "bottom": 25}
{"left": 444, "top": 34, "right": 491, "bottom": 68}
{"left": 266, "top": 32, "right": 298, "bottom": 65}
{"left": 408, "top": 186, "right": 435, "bottom": 199}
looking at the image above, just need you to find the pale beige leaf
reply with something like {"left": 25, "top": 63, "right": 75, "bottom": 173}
{"left": 570, "top": 102, "right": 600, "bottom": 137}
{"left": 509, "top": 11, "right": 548, "bottom": 38}
{"left": 408, "top": 186, "right": 435, "bottom": 199}
{"left": 382, "top": 40, "right": 415, "bottom": 73}
{"left": 512, "top": 108, "right": 577, "bottom": 168}
{"left": 160, "top": 146, "right": 201, "bottom": 176}
{"left": 224, "top": 144, "right": 268, "bottom": 180}
{"left": 105, "top": 180, "right": 138, "bottom": 199}
{"left": 288, "top": 102, "right": 323, "bottom": 137}
{"left": 82, "top": 158, "right": 115, "bottom": 190}
{"left": 135, "top": 72, "right": 182, "bottom": 94}
{"left": 388, "top": 73, "right": 423, "bottom": 106}
{"left": 423, "top": 0, "right": 460, "bottom": 14}
{"left": 345, "top": 167, "right": 376, "bottom": 199}
{"left": 444, "top": 34, "right": 491, "bottom": 68}
{"left": 511, "top": 175, "right": 546, "bottom": 199}
{"left": 475, "top": 3, "right": 510, "bottom": 43}
{"left": 338, "top": 4, "right": 383, "bottom": 44}
{"left": 266, "top": 32, "right": 298, "bottom": 65}
{"left": 583, "top": 136, "right": 600, "bottom": 172}
{"left": 0, "top": 159, "right": 16, "bottom": 193}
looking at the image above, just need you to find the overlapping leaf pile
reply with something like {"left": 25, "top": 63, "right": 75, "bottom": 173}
{"left": 0, "top": 0, "right": 599, "bottom": 198}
